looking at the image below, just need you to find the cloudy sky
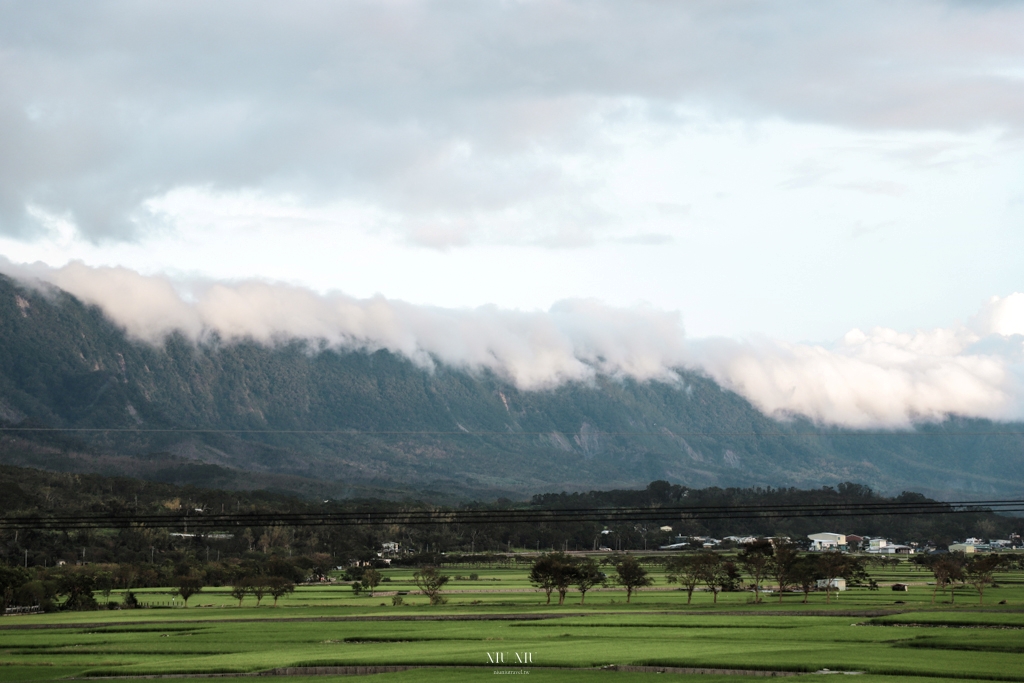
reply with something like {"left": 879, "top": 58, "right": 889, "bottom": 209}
{"left": 2, "top": 1, "right": 1024, "bottom": 426}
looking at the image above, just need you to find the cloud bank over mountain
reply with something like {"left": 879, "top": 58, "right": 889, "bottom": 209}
{"left": 4, "top": 259, "right": 1024, "bottom": 429}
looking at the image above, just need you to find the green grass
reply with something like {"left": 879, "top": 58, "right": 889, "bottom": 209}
{"left": 2, "top": 561, "right": 1024, "bottom": 682}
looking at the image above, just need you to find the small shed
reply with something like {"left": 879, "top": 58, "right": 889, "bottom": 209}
{"left": 891, "top": 583, "right": 909, "bottom": 592}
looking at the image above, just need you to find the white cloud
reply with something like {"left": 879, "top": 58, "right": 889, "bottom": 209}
{"left": 975, "top": 292, "right": 1024, "bottom": 337}
{"left": 4, "top": 259, "right": 1024, "bottom": 428}
{"left": 4, "top": 260, "right": 686, "bottom": 390}
{"left": 690, "top": 327, "right": 1017, "bottom": 428}
{"left": 3, "top": 0, "right": 1024, "bottom": 243}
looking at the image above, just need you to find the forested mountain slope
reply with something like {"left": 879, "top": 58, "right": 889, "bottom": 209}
{"left": 1, "top": 274, "right": 1022, "bottom": 499}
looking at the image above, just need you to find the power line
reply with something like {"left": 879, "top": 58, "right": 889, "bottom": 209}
{"left": 3, "top": 498, "right": 1021, "bottom": 531}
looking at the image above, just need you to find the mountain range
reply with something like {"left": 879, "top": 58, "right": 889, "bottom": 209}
{"left": 1, "top": 273, "right": 1022, "bottom": 501}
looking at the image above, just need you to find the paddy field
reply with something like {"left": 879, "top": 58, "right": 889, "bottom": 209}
{"left": 2, "top": 557, "right": 1022, "bottom": 682}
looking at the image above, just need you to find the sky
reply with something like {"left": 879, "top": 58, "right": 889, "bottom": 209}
{"left": 2, "top": 1, "right": 1024, "bottom": 427}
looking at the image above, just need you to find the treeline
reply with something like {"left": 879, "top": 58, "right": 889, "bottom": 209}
{"left": 524, "top": 544, "right": 1017, "bottom": 608}
{"left": 0, "top": 549, "right": 333, "bottom": 613}
{"left": 531, "top": 481, "right": 1020, "bottom": 544}
{"left": 1, "top": 466, "right": 1021, "bottom": 577}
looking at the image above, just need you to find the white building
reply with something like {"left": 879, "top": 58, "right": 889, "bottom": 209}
{"left": 881, "top": 544, "right": 914, "bottom": 555}
{"left": 808, "top": 533, "right": 846, "bottom": 551}
{"left": 949, "top": 543, "right": 976, "bottom": 554}
{"left": 865, "top": 538, "right": 913, "bottom": 555}
{"left": 816, "top": 578, "right": 847, "bottom": 591}
{"left": 724, "top": 535, "right": 759, "bottom": 545}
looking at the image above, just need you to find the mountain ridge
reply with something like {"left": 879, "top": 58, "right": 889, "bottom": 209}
{"left": 2, "top": 273, "right": 1023, "bottom": 500}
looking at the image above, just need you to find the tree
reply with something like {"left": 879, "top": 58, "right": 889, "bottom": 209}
{"left": 817, "top": 551, "right": 849, "bottom": 604}
{"left": 529, "top": 555, "right": 560, "bottom": 605}
{"left": 665, "top": 555, "right": 703, "bottom": 604}
{"left": 695, "top": 552, "right": 728, "bottom": 604}
{"left": 94, "top": 571, "right": 115, "bottom": 603}
{"left": 769, "top": 541, "right": 800, "bottom": 604}
{"left": 927, "top": 556, "right": 962, "bottom": 604}
{"left": 342, "top": 566, "right": 366, "bottom": 583}
{"left": 0, "top": 567, "right": 30, "bottom": 615}
{"left": 964, "top": 554, "right": 1003, "bottom": 605}
{"left": 573, "top": 557, "right": 605, "bottom": 605}
{"left": 546, "top": 553, "right": 579, "bottom": 605}
{"left": 308, "top": 553, "right": 334, "bottom": 582}
{"left": 615, "top": 555, "right": 653, "bottom": 603}
{"left": 56, "top": 570, "right": 97, "bottom": 611}
{"left": 231, "top": 577, "right": 251, "bottom": 607}
{"left": 721, "top": 561, "right": 743, "bottom": 593}
{"left": 792, "top": 556, "right": 822, "bottom": 604}
{"left": 250, "top": 576, "right": 269, "bottom": 607}
{"left": 413, "top": 567, "right": 450, "bottom": 605}
{"left": 738, "top": 540, "right": 774, "bottom": 603}
{"left": 361, "top": 568, "right": 382, "bottom": 597}
{"left": 175, "top": 576, "right": 203, "bottom": 608}
{"left": 267, "top": 577, "right": 295, "bottom": 607}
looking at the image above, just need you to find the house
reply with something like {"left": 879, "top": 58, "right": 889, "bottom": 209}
{"left": 846, "top": 534, "right": 865, "bottom": 549}
{"left": 949, "top": 543, "right": 975, "bottom": 554}
{"left": 867, "top": 538, "right": 888, "bottom": 552}
{"left": 724, "top": 535, "right": 759, "bottom": 545}
{"left": 381, "top": 541, "right": 400, "bottom": 555}
{"left": 808, "top": 533, "right": 847, "bottom": 551}
{"left": 881, "top": 544, "right": 915, "bottom": 555}
{"left": 816, "top": 578, "right": 847, "bottom": 591}
{"left": 675, "top": 535, "right": 720, "bottom": 547}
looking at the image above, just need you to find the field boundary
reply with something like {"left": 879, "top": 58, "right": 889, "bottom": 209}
{"left": 0, "top": 607, "right": 932, "bottom": 631}
{"left": 0, "top": 613, "right": 586, "bottom": 630}
{"left": 73, "top": 664, "right": 810, "bottom": 679}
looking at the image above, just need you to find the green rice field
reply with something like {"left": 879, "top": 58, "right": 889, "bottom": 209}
{"left": 2, "top": 557, "right": 1023, "bottom": 682}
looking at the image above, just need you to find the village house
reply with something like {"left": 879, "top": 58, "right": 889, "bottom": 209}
{"left": 807, "top": 532, "right": 847, "bottom": 551}
{"left": 864, "top": 538, "right": 914, "bottom": 555}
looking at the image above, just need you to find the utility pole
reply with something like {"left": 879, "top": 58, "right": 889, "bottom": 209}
{"left": 25, "top": 549, "right": 28, "bottom": 568}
